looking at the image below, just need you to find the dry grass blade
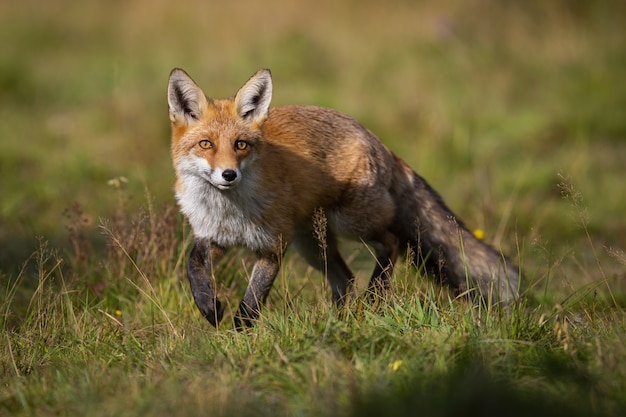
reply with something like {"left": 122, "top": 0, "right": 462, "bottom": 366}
{"left": 99, "top": 220, "right": 179, "bottom": 338}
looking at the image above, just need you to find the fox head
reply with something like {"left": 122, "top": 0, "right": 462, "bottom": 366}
{"left": 168, "top": 68, "right": 273, "bottom": 191}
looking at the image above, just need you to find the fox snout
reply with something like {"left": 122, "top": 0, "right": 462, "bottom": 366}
{"left": 222, "top": 169, "right": 237, "bottom": 182}
{"left": 208, "top": 167, "right": 241, "bottom": 190}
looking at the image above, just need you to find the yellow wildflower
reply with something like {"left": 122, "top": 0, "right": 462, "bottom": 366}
{"left": 473, "top": 229, "right": 485, "bottom": 240}
{"left": 389, "top": 360, "right": 403, "bottom": 371}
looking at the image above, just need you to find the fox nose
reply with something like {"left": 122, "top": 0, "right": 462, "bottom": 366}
{"left": 222, "top": 169, "right": 237, "bottom": 182}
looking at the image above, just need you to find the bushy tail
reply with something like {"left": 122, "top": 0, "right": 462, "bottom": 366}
{"left": 396, "top": 171, "right": 519, "bottom": 303}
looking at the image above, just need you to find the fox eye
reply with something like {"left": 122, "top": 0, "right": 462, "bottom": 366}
{"left": 198, "top": 139, "right": 213, "bottom": 149}
{"left": 234, "top": 140, "right": 248, "bottom": 151}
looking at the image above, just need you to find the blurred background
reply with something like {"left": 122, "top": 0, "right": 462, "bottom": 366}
{"left": 1, "top": 0, "right": 625, "bottom": 288}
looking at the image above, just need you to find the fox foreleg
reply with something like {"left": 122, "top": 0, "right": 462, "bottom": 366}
{"left": 187, "top": 238, "right": 226, "bottom": 327}
{"left": 234, "top": 252, "right": 282, "bottom": 329}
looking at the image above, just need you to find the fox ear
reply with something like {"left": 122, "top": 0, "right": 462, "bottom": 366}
{"left": 234, "top": 69, "right": 272, "bottom": 124}
{"left": 168, "top": 68, "right": 208, "bottom": 125}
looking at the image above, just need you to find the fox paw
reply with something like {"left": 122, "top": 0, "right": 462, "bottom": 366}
{"left": 198, "top": 299, "right": 224, "bottom": 327}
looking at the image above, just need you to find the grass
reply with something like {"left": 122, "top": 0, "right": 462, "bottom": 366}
{"left": 3, "top": 225, "right": 625, "bottom": 416}
{"left": 1, "top": 0, "right": 626, "bottom": 415}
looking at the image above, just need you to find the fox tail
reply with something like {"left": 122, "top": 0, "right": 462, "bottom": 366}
{"left": 396, "top": 171, "right": 519, "bottom": 303}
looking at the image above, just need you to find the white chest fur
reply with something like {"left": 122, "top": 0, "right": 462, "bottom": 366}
{"left": 177, "top": 176, "right": 277, "bottom": 251}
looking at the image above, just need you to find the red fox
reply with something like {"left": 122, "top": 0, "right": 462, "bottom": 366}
{"left": 167, "top": 68, "right": 519, "bottom": 328}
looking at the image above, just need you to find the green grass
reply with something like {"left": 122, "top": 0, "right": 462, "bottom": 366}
{"left": 1, "top": 0, "right": 626, "bottom": 416}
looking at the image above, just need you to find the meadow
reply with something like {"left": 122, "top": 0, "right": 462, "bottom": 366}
{"left": 1, "top": 0, "right": 625, "bottom": 415}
